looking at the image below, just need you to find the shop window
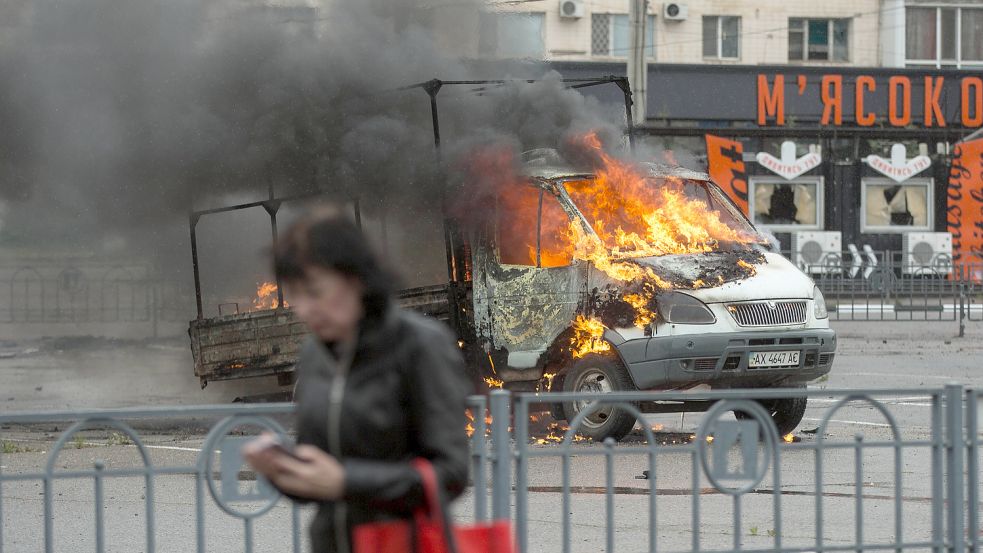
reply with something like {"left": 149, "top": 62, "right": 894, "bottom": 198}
{"left": 749, "top": 178, "right": 823, "bottom": 230}
{"left": 591, "top": 13, "right": 656, "bottom": 58}
{"left": 495, "top": 185, "right": 573, "bottom": 267}
{"left": 479, "top": 12, "right": 545, "bottom": 59}
{"left": 861, "top": 179, "right": 933, "bottom": 233}
{"left": 702, "top": 16, "right": 740, "bottom": 59}
{"left": 788, "top": 18, "right": 849, "bottom": 61}
{"left": 906, "top": 6, "right": 983, "bottom": 67}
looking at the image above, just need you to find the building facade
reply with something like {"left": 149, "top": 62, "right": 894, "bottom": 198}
{"left": 482, "top": 0, "right": 983, "bottom": 69}
{"left": 479, "top": 0, "right": 983, "bottom": 259}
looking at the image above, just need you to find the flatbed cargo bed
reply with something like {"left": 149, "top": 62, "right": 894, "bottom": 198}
{"left": 189, "top": 284, "right": 450, "bottom": 387}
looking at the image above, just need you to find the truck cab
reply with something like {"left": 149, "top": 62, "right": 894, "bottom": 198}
{"left": 470, "top": 149, "right": 835, "bottom": 440}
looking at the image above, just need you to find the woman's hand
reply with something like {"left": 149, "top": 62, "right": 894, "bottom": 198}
{"left": 243, "top": 435, "right": 346, "bottom": 501}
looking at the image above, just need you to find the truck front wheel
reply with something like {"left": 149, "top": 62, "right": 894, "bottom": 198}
{"left": 561, "top": 354, "right": 637, "bottom": 442}
{"left": 734, "top": 389, "right": 808, "bottom": 437}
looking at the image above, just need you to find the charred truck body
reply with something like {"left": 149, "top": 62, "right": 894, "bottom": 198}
{"left": 187, "top": 78, "right": 835, "bottom": 441}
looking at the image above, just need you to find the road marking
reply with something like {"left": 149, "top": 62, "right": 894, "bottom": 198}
{"left": 0, "top": 437, "right": 202, "bottom": 452}
{"left": 809, "top": 398, "right": 933, "bottom": 407}
{"left": 802, "top": 417, "right": 894, "bottom": 428}
{"left": 834, "top": 372, "right": 957, "bottom": 381}
{"left": 144, "top": 444, "right": 202, "bottom": 452}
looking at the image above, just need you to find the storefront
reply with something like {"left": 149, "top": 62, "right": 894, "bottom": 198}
{"left": 555, "top": 62, "right": 983, "bottom": 256}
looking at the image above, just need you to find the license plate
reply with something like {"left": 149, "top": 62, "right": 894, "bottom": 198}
{"left": 749, "top": 350, "right": 800, "bottom": 368}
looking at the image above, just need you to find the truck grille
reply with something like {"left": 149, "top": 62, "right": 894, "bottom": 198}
{"left": 727, "top": 301, "right": 808, "bottom": 327}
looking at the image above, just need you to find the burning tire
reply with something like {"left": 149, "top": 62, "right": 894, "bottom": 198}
{"left": 561, "top": 354, "right": 637, "bottom": 442}
{"left": 733, "top": 388, "right": 808, "bottom": 437}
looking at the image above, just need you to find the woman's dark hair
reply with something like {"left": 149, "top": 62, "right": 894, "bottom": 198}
{"left": 274, "top": 206, "right": 396, "bottom": 324}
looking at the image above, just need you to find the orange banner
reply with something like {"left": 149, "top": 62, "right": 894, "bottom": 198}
{"left": 947, "top": 137, "right": 983, "bottom": 275}
{"left": 705, "top": 134, "right": 748, "bottom": 214}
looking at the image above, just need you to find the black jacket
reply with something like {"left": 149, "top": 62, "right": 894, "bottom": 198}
{"left": 291, "top": 305, "right": 471, "bottom": 553}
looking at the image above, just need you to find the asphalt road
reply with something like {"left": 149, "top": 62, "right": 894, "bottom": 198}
{"left": 1, "top": 320, "right": 981, "bottom": 552}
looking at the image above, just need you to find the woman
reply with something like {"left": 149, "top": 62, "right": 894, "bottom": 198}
{"left": 244, "top": 207, "right": 471, "bottom": 553}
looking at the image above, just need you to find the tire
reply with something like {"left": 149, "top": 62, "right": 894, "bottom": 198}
{"left": 561, "top": 354, "right": 637, "bottom": 442}
{"left": 734, "top": 390, "right": 808, "bottom": 437}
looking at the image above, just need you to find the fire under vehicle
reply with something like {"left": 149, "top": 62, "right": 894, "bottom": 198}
{"left": 187, "top": 77, "right": 835, "bottom": 441}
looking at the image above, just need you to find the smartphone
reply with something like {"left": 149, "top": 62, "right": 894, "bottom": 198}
{"left": 250, "top": 434, "right": 306, "bottom": 462}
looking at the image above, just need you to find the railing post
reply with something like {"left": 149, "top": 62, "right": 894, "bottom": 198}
{"left": 966, "top": 389, "right": 979, "bottom": 553}
{"left": 959, "top": 280, "right": 966, "bottom": 338}
{"left": 471, "top": 396, "right": 488, "bottom": 522}
{"left": 946, "top": 383, "right": 965, "bottom": 553}
{"left": 489, "top": 389, "right": 512, "bottom": 521}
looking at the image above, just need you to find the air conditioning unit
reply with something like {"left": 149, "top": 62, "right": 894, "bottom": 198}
{"left": 663, "top": 3, "right": 688, "bottom": 20}
{"left": 902, "top": 232, "right": 953, "bottom": 276}
{"left": 791, "top": 231, "right": 842, "bottom": 275}
{"left": 559, "top": 0, "right": 584, "bottom": 19}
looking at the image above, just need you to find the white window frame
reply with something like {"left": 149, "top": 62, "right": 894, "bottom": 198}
{"left": 905, "top": 6, "right": 983, "bottom": 69}
{"left": 860, "top": 177, "right": 934, "bottom": 234}
{"left": 480, "top": 11, "right": 546, "bottom": 59}
{"left": 590, "top": 13, "right": 656, "bottom": 59}
{"left": 703, "top": 15, "right": 740, "bottom": 60}
{"left": 748, "top": 176, "right": 825, "bottom": 232}
{"left": 788, "top": 18, "right": 850, "bottom": 62}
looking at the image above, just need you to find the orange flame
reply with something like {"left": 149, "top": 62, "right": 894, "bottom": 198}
{"left": 566, "top": 132, "right": 760, "bottom": 259}
{"left": 464, "top": 132, "right": 763, "bottom": 361}
{"left": 570, "top": 315, "right": 611, "bottom": 359}
{"left": 535, "top": 421, "right": 589, "bottom": 444}
{"left": 252, "top": 281, "right": 287, "bottom": 310}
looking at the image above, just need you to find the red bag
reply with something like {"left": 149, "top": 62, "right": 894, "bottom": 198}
{"left": 353, "top": 459, "right": 514, "bottom": 553}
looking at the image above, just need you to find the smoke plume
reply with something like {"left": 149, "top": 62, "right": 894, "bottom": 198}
{"left": 0, "top": 0, "right": 632, "bottom": 292}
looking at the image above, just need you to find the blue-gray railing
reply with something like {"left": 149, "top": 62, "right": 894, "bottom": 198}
{"left": 3, "top": 387, "right": 982, "bottom": 552}
{"left": 0, "top": 397, "right": 490, "bottom": 553}
{"left": 491, "top": 385, "right": 973, "bottom": 553}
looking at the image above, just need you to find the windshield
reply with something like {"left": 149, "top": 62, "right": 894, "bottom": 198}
{"left": 562, "top": 176, "right": 762, "bottom": 257}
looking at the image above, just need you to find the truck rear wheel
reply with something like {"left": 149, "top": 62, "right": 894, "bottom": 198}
{"left": 734, "top": 388, "right": 808, "bottom": 437}
{"left": 561, "top": 354, "right": 637, "bottom": 442}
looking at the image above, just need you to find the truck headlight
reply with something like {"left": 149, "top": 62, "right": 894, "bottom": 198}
{"left": 659, "top": 292, "right": 716, "bottom": 324}
{"left": 814, "top": 286, "right": 828, "bottom": 319}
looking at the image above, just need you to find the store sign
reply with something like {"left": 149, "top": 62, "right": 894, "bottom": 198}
{"left": 758, "top": 74, "right": 983, "bottom": 128}
{"left": 558, "top": 64, "right": 983, "bottom": 130}
{"left": 864, "top": 144, "right": 932, "bottom": 183}
{"left": 705, "top": 134, "right": 749, "bottom": 214}
{"left": 755, "top": 141, "right": 821, "bottom": 180}
{"left": 947, "top": 137, "right": 983, "bottom": 264}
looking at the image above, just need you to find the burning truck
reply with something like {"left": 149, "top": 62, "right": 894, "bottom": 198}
{"left": 188, "top": 138, "right": 834, "bottom": 442}
{"left": 188, "top": 80, "right": 835, "bottom": 442}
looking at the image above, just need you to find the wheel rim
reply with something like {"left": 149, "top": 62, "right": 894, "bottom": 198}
{"left": 571, "top": 368, "right": 614, "bottom": 429}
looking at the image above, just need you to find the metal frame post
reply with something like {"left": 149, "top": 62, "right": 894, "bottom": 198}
{"left": 489, "top": 390, "right": 511, "bottom": 520}
{"left": 946, "top": 383, "right": 966, "bottom": 553}
{"left": 189, "top": 213, "right": 203, "bottom": 320}
{"left": 262, "top": 179, "right": 284, "bottom": 309}
{"left": 612, "top": 76, "right": 637, "bottom": 152}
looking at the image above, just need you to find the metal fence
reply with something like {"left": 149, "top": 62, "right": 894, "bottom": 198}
{"left": 0, "top": 266, "right": 191, "bottom": 324}
{"left": 0, "top": 397, "right": 490, "bottom": 553}
{"left": 787, "top": 250, "right": 983, "bottom": 336}
{"left": 494, "top": 387, "right": 967, "bottom": 553}
{"left": 3, "top": 387, "right": 983, "bottom": 553}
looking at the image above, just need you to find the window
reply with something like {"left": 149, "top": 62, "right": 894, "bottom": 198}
{"left": 702, "top": 16, "right": 740, "bottom": 59}
{"left": 564, "top": 177, "right": 759, "bottom": 254}
{"left": 861, "top": 179, "right": 933, "bottom": 233}
{"left": 478, "top": 12, "right": 545, "bottom": 59}
{"left": 749, "top": 178, "right": 823, "bottom": 230}
{"left": 788, "top": 18, "right": 849, "bottom": 61}
{"left": 906, "top": 7, "right": 983, "bottom": 68}
{"left": 591, "top": 13, "right": 656, "bottom": 58}
{"left": 495, "top": 185, "right": 573, "bottom": 267}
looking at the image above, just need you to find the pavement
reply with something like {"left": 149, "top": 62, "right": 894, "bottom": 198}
{"left": 0, "top": 320, "right": 981, "bottom": 552}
